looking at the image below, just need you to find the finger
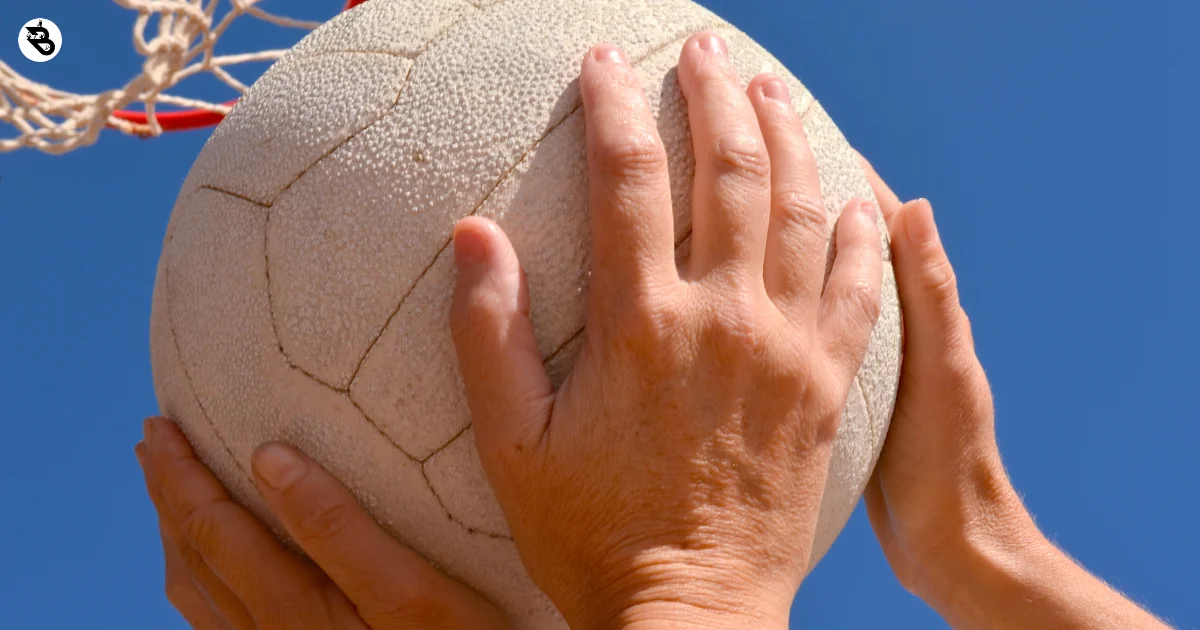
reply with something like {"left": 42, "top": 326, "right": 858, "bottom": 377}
{"left": 580, "top": 43, "right": 678, "bottom": 293}
{"left": 251, "top": 443, "right": 510, "bottom": 629}
{"left": 142, "top": 417, "right": 325, "bottom": 611}
{"left": 162, "top": 520, "right": 254, "bottom": 630}
{"left": 678, "top": 32, "right": 773, "bottom": 279}
{"left": 138, "top": 443, "right": 256, "bottom": 630}
{"left": 862, "top": 471, "right": 895, "bottom": 553}
{"left": 450, "top": 218, "right": 554, "bottom": 455}
{"left": 748, "top": 73, "right": 830, "bottom": 315}
{"left": 162, "top": 541, "right": 233, "bottom": 630}
{"left": 854, "top": 150, "right": 903, "bottom": 229}
{"left": 819, "top": 199, "right": 884, "bottom": 382}
{"left": 891, "top": 199, "right": 976, "bottom": 360}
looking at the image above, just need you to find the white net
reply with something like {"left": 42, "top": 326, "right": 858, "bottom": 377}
{"left": 0, "top": 0, "right": 326, "bottom": 154}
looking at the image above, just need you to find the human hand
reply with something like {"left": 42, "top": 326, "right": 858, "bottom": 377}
{"left": 854, "top": 156, "right": 1036, "bottom": 595}
{"left": 857, "top": 158, "right": 1169, "bottom": 630}
{"left": 136, "top": 416, "right": 508, "bottom": 630}
{"left": 449, "top": 34, "right": 884, "bottom": 629}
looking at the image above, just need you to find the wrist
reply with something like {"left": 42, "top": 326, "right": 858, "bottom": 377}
{"left": 911, "top": 500, "right": 1167, "bottom": 630}
{"left": 559, "top": 568, "right": 792, "bottom": 630}
{"left": 900, "top": 454, "right": 1036, "bottom": 594}
{"left": 910, "top": 486, "right": 1057, "bottom": 626}
{"left": 618, "top": 601, "right": 789, "bottom": 630}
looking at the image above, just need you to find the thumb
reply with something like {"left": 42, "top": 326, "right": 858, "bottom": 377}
{"left": 250, "top": 443, "right": 510, "bottom": 629}
{"left": 450, "top": 217, "right": 554, "bottom": 458}
{"left": 892, "top": 199, "right": 976, "bottom": 361}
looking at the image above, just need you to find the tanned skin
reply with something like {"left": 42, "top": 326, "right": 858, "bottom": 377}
{"left": 137, "top": 33, "right": 1167, "bottom": 630}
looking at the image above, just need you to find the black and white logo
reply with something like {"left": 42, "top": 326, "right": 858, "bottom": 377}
{"left": 19, "top": 18, "right": 62, "bottom": 62}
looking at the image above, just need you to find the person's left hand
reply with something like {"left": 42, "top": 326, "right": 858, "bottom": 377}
{"left": 136, "top": 416, "right": 509, "bottom": 630}
{"left": 448, "top": 36, "right": 883, "bottom": 629}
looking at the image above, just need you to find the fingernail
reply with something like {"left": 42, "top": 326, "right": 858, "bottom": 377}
{"left": 453, "top": 224, "right": 490, "bottom": 268}
{"left": 591, "top": 44, "right": 626, "bottom": 65}
{"left": 760, "top": 77, "right": 790, "bottom": 103}
{"left": 698, "top": 33, "right": 727, "bottom": 57}
{"left": 253, "top": 443, "right": 307, "bottom": 491}
{"left": 903, "top": 199, "right": 939, "bottom": 246}
{"left": 862, "top": 200, "right": 879, "bottom": 220}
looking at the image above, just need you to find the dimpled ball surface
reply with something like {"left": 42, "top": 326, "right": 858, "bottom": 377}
{"left": 149, "top": 0, "right": 903, "bottom": 625}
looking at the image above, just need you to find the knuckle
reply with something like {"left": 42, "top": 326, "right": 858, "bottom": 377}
{"left": 809, "top": 405, "right": 844, "bottom": 447}
{"left": 807, "top": 364, "right": 846, "bottom": 410}
{"left": 804, "top": 373, "right": 851, "bottom": 444}
{"left": 592, "top": 130, "right": 669, "bottom": 182}
{"left": 920, "top": 252, "right": 960, "bottom": 305}
{"left": 450, "top": 290, "right": 502, "bottom": 343}
{"left": 615, "top": 295, "right": 688, "bottom": 355}
{"left": 711, "top": 131, "right": 771, "bottom": 182}
{"left": 762, "top": 340, "right": 816, "bottom": 403}
{"left": 692, "top": 57, "right": 739, "bottom": 89}
{"left": 940, "top": 363, "right": 995, "bottom": 425}
{"left": 787, "top": 395, "right": 843, "bottom": 451}
{"left": 836, "top": 277, "right": 883, "bottom": 326}
{"left": 586, "top": 53, "right": 639, "bottom": 93}
{"left": 774, "top": 190, "right": 829, "bottom": 235}
{"left": 291, "top": 495, "right": 355, "bottom": 544}
{"left": 942, "top": 358, "right": 978, "bottom": 395}
{"left": 705, "top": 296, "right": 771, "bottom": 363}
{"left": 940, "top": 347, "right": 986, "bottom": 397}
{"left": 176, "top": 501, "right": 225, "bottom": 553}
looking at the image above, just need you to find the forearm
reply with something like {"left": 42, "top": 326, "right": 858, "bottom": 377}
{"left": 917, "top": 512, "right": 1167, "bottom": 630}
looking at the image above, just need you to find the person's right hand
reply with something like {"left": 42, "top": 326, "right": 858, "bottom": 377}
{"left": 136, "top": 417, "right": 508, "bottom": 630}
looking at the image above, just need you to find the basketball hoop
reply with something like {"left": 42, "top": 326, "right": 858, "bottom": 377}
{"left": 0, "top": 0, "right": 368, "bottom": 154}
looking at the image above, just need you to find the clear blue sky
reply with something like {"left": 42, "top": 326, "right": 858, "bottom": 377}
{"left": 1, "top": 1, "right": 1195, "bottom": 628}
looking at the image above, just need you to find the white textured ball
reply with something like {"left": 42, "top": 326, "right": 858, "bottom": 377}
{"left": 150, "top": 0, "right": 902, "bottom": 626}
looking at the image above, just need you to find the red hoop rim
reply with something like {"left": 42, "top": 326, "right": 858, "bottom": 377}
{"left": 111, "top": 0, "right": 370, "bottom": 132}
